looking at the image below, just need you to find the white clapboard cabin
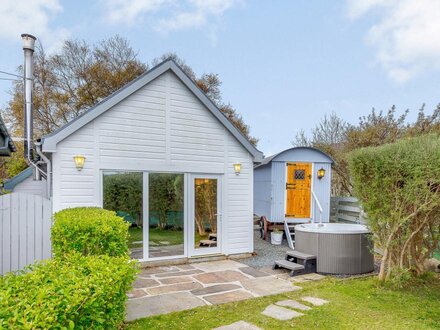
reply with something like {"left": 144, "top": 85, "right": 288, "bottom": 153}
{"left": 34, "top": 59, "right": 263, "bottom": 262}
{"left": 254, "top": 147, "right": 333, "bottom": 224}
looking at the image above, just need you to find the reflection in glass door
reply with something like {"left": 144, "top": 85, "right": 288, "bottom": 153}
{"left": 191, "top": 176, "right": 221, "bottom": 255}
{"left": 148, "top": 173, "right": 185, "bottom": 258}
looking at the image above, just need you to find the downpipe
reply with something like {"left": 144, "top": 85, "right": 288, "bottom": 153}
{"left": 35, "top": 140, "right": 51, "bottom": 199}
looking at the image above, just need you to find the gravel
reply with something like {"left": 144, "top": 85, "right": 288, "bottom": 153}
{"left": 240, "top": 229, "right": 290, "bottom": 268}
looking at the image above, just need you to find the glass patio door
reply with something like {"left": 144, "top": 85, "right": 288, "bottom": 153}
{"left": 189, "top": 175, "right": 222, "bottom": 256}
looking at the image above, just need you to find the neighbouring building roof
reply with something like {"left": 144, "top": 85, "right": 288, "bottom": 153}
{"left": 41, "top": 59, "right": 263, "bottom": 162}
{"left": 0, "top": 115, "right": 16, "bottom": 156}
{"left": 3, "top": 167, "right": 32, "bottom": 191}
{"left": 255, "top": 147, "right": 334, "bottom": 168}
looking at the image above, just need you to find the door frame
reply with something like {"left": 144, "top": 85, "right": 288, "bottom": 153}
{"left": 284, "top": 162, "right": 313, "bottom": 220}
{"left": 188, "top": 174, "right": 223, "bottom": 257}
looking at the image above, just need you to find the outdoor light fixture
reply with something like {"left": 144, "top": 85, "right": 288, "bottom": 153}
{"left": 73, "top": 155, "right": 86, "bottom": 171}
{"left": 317, "top": 167, "right": 326, "bottom": 180}
{"left": 233, "top": 163, "right": 242, "bottom": 175}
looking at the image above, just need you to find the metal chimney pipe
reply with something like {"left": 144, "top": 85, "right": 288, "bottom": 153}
{"left": 21, "top": 33, "right": 36, "bottom": 164}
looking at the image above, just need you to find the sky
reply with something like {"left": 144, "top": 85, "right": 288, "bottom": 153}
{"left": 1, "top": 0, "right": 440, "bottom": 156}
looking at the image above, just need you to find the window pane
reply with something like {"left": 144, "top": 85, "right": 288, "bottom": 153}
{"left": 149, "top": 173, "right": 184, "bottom": 258}
{"left": 103, "top": 172, "right": 143, "bottom": 259}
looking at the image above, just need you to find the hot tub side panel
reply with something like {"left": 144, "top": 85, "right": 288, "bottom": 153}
{"left": 295, "top": 231, "right": 318, "bottom": 256}
{"left": 317, "top": 233, "right": 365, "bottom": 274}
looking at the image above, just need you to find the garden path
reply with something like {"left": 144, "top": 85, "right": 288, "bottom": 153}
{"left": 126, "top": 259, "right": 302, "bottom": 321}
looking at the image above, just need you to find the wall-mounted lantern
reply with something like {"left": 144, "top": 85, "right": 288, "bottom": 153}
{"left": 233, "top": 163, "right": 242, "bottom": 175}
{"left": 317, "top": 167, "right": 326, "bottom": 180}
{"left": 73, "top": 155, "right": 86, "bottom": 171}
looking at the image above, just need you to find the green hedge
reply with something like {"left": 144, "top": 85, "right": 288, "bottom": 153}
{"left": 52, "top": 207, "right": 130, "bottom": 257}
{"left": 0, "top": 253, "right": 137, "bottom": 329}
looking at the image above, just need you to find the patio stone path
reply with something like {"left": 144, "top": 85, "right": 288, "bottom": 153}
{"left": 126, "top": 259, "right": 302, "bottom": 321}
{"left": 275, "top": 299, "right": 311, "bottom": 311}
{"left": 126, "top": 292, "right": 205, "bottom": 321}
{"left": 261, "top": 304, "right": 304, "bottom": 320}
{"left": 239, "top": 266, "right": 271, "bottom": 278}
{"left": 191, "top": 284, "right": 241, "bottom": 295}
{"left": 146, "top": 281, "right": 202, "bottom": 295}
{"left": 241, "top": 277, "right": 301, "bottom": 297}
{"left": 301, "top": 296, "right": 329, "bottom": 306}
{"left": 204, "top": 290, "right": 255, "bottom": 305}
{"left": 194, "top": 270, "right": 250, "bottom": 284}
{"left": 132, "top": 278, "right": 160, "bottom": 288}
{"left": 213, "top": 320, "right": 262, "bottom": 330}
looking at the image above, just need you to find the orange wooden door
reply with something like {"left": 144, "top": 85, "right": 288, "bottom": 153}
{"left": 285, "top": 163, "right": 312, "bottom": 218}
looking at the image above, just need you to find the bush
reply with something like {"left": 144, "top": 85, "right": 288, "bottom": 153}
{"left": 0, "top": 253, "right": 138, "bottom": 329}
{"left": 52, "top": 207, "right": 130, "bottom": 257}
{"left": 349, "top": 134, "right": 440, "bottom": 281}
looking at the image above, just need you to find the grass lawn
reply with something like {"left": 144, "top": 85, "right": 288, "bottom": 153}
{"left": 128, "top": 227, "right": 184, "bottom": 247}
{"left": 127, "top": 276, "right": 440, "bottom": 330}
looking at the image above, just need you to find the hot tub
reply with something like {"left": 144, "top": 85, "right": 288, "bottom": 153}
{"left": 295, "top": 223, "right": 374, "bottom": 275}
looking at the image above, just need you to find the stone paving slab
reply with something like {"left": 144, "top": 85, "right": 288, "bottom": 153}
{"left": 191, "top": 284, "right": 241, "bottom": 296}
{"left": 275, "top": 299, "right": 311, "bottom": 311}
{"left": 139, "top": 266, "right": 180, "bottom": 276}
{"left": 239, "top": 267, "right": 270, "bottom": 278}
{"left": 159, "top": 276, "right": 194, "bottom": 285}
{"left": 213, "top": 320, "right": 262, "bottom": 330}
{"left": 178, "top": 264, "right": 195, "bottom": 270}
{"left": 301, "top": 296, "right": 329, "bottom": 306}
{"left": 241, "top": 277, "right": 301, "bottom": 297}
{"left": 126, "top": 291, "right": 206, "bottom": 321}
{"left": 127, "top": 289, "right": 148, "bottom": 299}
{"left": 261, "top": 304, "right": 304, "bottom": 320}
{"left": 193, "top": 260, "right": 247, "bottom": 272}
{"left": 194, "top": 270, "right": 250, "bottom": 284}
{"left": 132, "top": 278, "right": 160, "bottom": 289}
{"left": 203, "top": 290, "right": 254, "bottom": 305}
{"left": 147, "top": 281, "right": 203, "bottom": 295}
{"left": 155, "top": 269, "right": 204, "bottom": 278}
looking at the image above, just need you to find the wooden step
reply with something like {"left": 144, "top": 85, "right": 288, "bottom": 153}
{"left": 286, "top": 250, "right": 316, "bottom": 260}
{"left": 274, "top": 259, "right": 305, "bottom": 271}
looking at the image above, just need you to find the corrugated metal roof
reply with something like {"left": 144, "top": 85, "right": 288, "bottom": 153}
{"left": 255, "top": 146, "right": 334, "bottom": 168}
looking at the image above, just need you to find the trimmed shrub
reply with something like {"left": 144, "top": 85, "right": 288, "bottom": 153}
{"left": 52, "top": 207, "right": 129, "bottom": 257}
{"left": 0, "top": 253, "right": 138, "bottom": 329}
{"left": 349, "top": 134, "right": 440, "bottom": 281}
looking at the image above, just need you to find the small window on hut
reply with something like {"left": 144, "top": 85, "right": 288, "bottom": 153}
{"left": 294, "top": 170, "right": 306, "bottom": 180}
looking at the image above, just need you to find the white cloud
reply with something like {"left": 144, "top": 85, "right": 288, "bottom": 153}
{"left": 103, "top": 0, "right": 243, "bottom": 32}
{"left": 0, "top": 0, "right": 69, "bottom": 52}
{"left": 347, "top": 0, "right": 440, "bottom": 83}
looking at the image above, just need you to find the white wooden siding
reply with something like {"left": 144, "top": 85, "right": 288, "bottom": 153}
{"left": 52, "top": 71, "right": 254, "bottom": 255}
{"left": 10, "top": 176, "right": 47, "bottom": 197}
{"left": 253, "top": 164, "right": 272, "bottom": 217}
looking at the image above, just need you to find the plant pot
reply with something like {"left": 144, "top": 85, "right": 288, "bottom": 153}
{"left": 271, "top": 231, "right": 283, "bottom": 245}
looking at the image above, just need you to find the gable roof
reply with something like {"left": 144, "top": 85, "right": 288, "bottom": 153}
{"left": 0, "top": 115, "right": 16, "bottom": 156}
{"left": 41, "top": 59, "right": 263, "bottom": 162}
{"left": 255, "top": 147, "right": 334, "bottom": 168}
{"left": 3, "top": 167, "right": 33, "bottom": 191}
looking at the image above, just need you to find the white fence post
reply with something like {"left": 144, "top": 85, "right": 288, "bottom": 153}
{"left": 0, "top": 192, "right": 52, "bottom": 275}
